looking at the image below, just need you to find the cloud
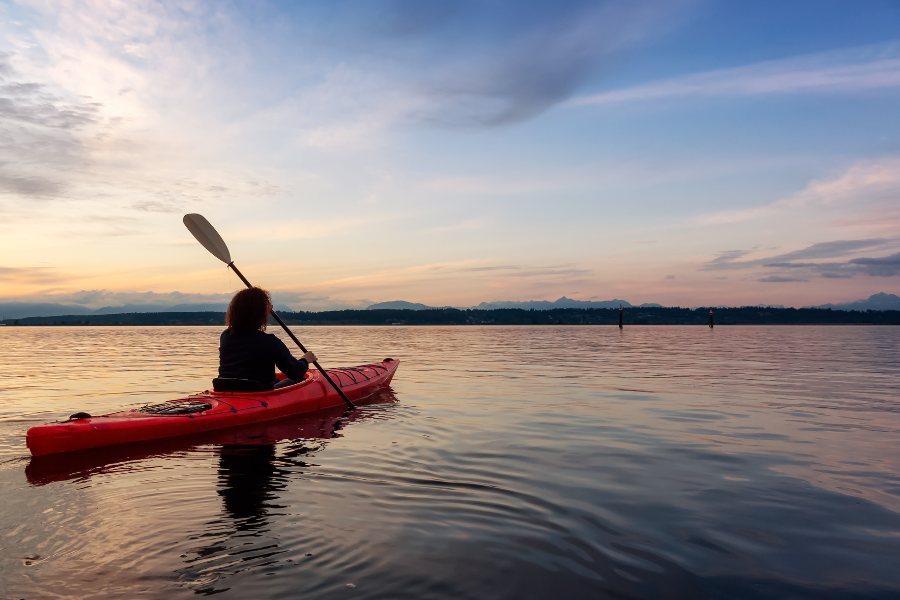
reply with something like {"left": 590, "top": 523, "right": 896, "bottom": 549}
{"left": 456, "top": 265, "right": 520, "bottom": 273}
{"left": 131, "top": 200, "right": 183, "bottom": 213}
{"left": 359, "top": 0, "right": 461, "bottom": 38}
{"left": 0, "top": 50, "right": 100, "bottom": 199}
{"left": 831, "top": 205, "right": 900, "bottom": 233}
{"left": 311, "top": 258, "right": 598, "bottom": 301}
{"left": 704, "top": 238, "right": 899, "bottom": 271}
{"left": 4, "top": 289, "right": 237, "bottom": 309}
{"left": 0, "top": 287, "right": 366, "bottom": 312}
{"left": 0, "top": 266, "right": 71, "bottom": 285}
{"left": 849, "top": 252, "right": 900, "bottom": 277}
{"left": 234, "top": 214, "right": 390, "bottom": 241}
{"left": 0, "top": 52, "right": 99, "bottom": 131}
{"left": 0, "top": 52, "right": 13, "bottom": 78}
{"left": 455, "top": 264, "right": 593, "bottom": 278}
{"left": 705, "top": 238, "right": 900, "bottom": 282}
{"left": 763, "top": 262, "right": 819, "bottom": 268}
{"left": 0, "top": 52, "right": 100, "bottom": 130}
{"left": 0, "top": 95, "right": 99, "bottom": 130}
{"left": 0, "top": 1, "right": 281, "bottom": 215}
{"left": 398, "top": 0, "right": 695, "bottom": 127}
{"left": 765, "top": 239, "right": 895, "bottom": 263}
{"left": 572, "top": 42, "right": 900, "bottom": 106}
{"left": 698, "top": 157, "right": 900, "bottom": 227}
{"left": 705, "top": 248, "right": 755, "bottom": 268}
{"left": 758, "top": 276, "right": 806, "bottom": 283}
{"left": 64, "top": 289, "right": 234, "bottom": 307}
{"left": 0, "top": 174, "right": 64, "bottom": 197}
{"left": 424, "top": 217, "right": 490, "bottom": 233}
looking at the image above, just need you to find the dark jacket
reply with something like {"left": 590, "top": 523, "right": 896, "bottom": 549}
{"left": 218, "top": 329, "right": 310, "bottom": 390}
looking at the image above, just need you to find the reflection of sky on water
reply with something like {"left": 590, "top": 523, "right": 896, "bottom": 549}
{"left": 2, "top": 326, "right": 900, "bottom": 598}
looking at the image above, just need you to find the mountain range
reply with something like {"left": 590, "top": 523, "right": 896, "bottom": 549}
{"left": 367, "top": 293, "right": 900, "bottom": 312}
{"left": 1, "top": 293, "right": 897, "bottom": 320}
{"left": 0, "top": 302, "right": 292, "bottom": 320}
{"left": 366, "top": 297, "right": 661, "bottom": 311}
{"left": 805, "top": 292, "right": 900, "bottom": 311}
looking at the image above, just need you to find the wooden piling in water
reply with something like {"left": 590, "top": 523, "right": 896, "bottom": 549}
{"left": 619, "top": 305, "right": 623, "bottom": 329}
{"left": 709, "top": 309, "right": 714, "bottom": 328}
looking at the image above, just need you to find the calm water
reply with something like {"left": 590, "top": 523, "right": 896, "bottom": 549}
{"left": 1, "top": 325, "right": 899, "bottom": 599}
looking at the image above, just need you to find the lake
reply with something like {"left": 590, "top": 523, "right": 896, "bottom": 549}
{"left": 1, "top": 325, "right": 899, "bottom": 599}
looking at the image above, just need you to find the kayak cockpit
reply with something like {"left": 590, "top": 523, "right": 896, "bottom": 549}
{"left": 212, "top": 371, "right": 313, "bottom": 394}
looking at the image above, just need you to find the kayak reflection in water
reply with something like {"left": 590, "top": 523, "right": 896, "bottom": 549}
{"left": 219, "top": 287, "right": 316, "bottom": 391}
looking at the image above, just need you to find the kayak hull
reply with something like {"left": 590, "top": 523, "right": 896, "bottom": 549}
{"left": 26, "top": 359, "right": 399, "bottom": 457}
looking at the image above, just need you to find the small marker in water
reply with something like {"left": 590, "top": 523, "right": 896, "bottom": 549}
{"left": 619, "top": 305, "right": 623, "bottom": 329}
{"left": 709, "top": 309, "right": 714, "bottom": 329}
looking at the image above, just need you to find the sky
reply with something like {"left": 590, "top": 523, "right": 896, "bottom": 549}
{"left": 0, "top": 0, "right": 899, "bottom": 311}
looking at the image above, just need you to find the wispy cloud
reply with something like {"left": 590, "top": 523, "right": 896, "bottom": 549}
{"left": 0, "top": 174, "right": 64, "bottom": 198}
{"left": 697, "top": 157, "right": 900, "bottom": 227}
{"left": 704, "top": 238, "right": 899, "bottom": 270}
{"left": 0, "top": 266, "right": 71, "bottom": 285}
{"left": 0, "top": 52, "right": 100, "bottom": 130}
{"left": 758, "top": 275, "right": 806, "bottom": 283}
{"left": 405, "top": 0, "right": 695, "bottom": 127}
{"left": 762, "top": 239, "right": 896, "bottom": 263}
{"left": 131, "top": 200, "right": 184, "bottom": 213}
{"left": 0, "top": 0, "right": 291, "bottom": 216}
{"left": 849, "top": 252, "right": 900, "bottom": 277}
{"left": 704, "top": 238, "right": 900, "bottom": 281}
{"left": 234, "top": 214, "right": 394, "bottom": 241}
{"left": 424, "top": 217, "right": 491, "bottom": 233}
{"left": 572, "top": 43, "right": 900, "bottom": 106}
{"left": 2, "top": 289, "right": 235, "bottom": 309}
{"left": 0, "top": 52, "right": 99, "bottom": 199}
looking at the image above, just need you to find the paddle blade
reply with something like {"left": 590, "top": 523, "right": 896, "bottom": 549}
{"left": 183, "top": 214, "right": 232, "bottom": 264}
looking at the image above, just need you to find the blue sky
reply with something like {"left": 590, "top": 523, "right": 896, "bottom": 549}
{"left": 0, "top": 0, "right": 898, "bottom": 309}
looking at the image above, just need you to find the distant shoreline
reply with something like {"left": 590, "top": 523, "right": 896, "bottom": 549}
{"left": 2, "top": 307, "right": 899, "bottom": 327}
{"left": 0, "top": 324, "right": 895, "bottom": 328}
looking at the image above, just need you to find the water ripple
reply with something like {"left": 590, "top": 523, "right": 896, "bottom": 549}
{"left": 1, "top": 326, "right": 899, "bottom": 598}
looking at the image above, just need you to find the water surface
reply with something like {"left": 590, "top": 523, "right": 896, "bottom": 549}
{"left": 1, "top": 325, "right": 899, "bottom": 599}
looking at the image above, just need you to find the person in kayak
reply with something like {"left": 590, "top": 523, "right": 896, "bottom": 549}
{"left": 219, "top": 287, "right": 316, "bottom": 390}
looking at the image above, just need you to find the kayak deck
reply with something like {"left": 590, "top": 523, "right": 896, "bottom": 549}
{"left": 26, "top": 359, "right": 399, "bottom": 457}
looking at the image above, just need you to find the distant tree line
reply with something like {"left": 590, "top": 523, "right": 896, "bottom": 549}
{"left": 3, "top": 306, "right": 900, "bottom": 326}
{"left": 1, "top": 312, "right": 226, "bottom": 327}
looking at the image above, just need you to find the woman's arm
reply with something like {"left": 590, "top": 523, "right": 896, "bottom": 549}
{"left": 271, "top": 337, "right": 312, "bottom": 382}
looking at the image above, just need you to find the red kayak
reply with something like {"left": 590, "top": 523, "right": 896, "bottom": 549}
{"left": 26, "top": 387, "right": 398, "bottom": 486}
{"left": 27, "top": 359, "right": 399, "bottom": 457}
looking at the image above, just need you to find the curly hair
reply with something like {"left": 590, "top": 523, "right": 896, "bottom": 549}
{"left": 225, "top": 287, "right": 272, "bottom": 333}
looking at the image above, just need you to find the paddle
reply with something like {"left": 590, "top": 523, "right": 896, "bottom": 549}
{"left": 183, "top": 213, "right": 355, "bottom": 409}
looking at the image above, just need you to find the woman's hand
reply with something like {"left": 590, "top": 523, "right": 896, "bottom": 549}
{"left": 302, "top": 351, "right": 317, "bottom": 364}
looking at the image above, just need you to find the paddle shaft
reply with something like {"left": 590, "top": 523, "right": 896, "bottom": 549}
{"left": 227, "top": 262, "right": 355, "bottom": 409}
